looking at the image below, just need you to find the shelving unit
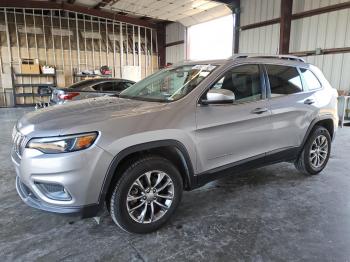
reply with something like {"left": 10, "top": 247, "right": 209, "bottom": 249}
{"left": 11, "top": 67, "right": 57, "bottom": 107}
{"left": 72, "top": 68, "right": 111, "bottom": 83}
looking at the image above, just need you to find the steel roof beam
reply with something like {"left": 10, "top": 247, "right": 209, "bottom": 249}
{"left": 94, "top": 0, "right": 113, "bottom": 9}
{"left": 0, "top": 0, "right": 158, "bottom": 28}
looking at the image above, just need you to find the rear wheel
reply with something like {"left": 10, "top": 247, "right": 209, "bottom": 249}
{"left": 295, "top": 126, "right": 331, "bottom": 175}
{"left": 109, "top": 156, "right": 183, "bottom": 233}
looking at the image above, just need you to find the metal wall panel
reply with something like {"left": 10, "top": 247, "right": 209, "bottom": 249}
{"left": 293, "top": 0, "right": 349, "bottom": 13}
{"left": 165, "top": 22, "right": 186, "bottom": 64}
{"left": 241, "top": 0, "right": 281, "bottom": 26}
{"left": 166, "top": 22, "right": 185, "bottom": 43}
{"left": 166, "top": 44, "right": 185, "bottom": 64}
{"left": 305, "top": 53, "right": 350, "bottom": 91}
{"left": 239, "top": 0, "right": 280, "bottom": 54}
{"left": 290, "top": 9, "right": 350, "bottom": 52}
{"left": 239, "top": 24, "right": 280, "bottom": 54}
{"left": 238, "top": 0, "right": 350, "bottom": 91}
{"left": 289, "top": 1, "right": 350, "bottom": 91}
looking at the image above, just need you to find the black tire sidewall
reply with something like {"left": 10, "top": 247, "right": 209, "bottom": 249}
{"left": 110, "top": 157, "right": 183, "bottom": 233}
{"left": 303, "top": 126, "right": 331, "bottom": 175}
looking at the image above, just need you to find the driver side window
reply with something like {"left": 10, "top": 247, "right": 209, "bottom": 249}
{"left": 211, "top": 64, "right": 262, "bottom": 103}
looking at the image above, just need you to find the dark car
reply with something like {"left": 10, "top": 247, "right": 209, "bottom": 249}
{"left": 50, "top": 78, "right": 135, "bottom": 105}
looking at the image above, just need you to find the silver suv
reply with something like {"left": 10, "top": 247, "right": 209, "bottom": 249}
{"left": 12, "top": 55, "right": 338, "bottom": 233}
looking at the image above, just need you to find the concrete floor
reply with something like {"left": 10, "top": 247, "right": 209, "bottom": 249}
{"left": 1, "top": 108, "right": 350, "bottom": 262}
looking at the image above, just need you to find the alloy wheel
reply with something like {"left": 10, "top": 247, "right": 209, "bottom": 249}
{"left": 309, "top": 134, "right": 328, "bottom": 169}
{"left": 126, "top": 170, "right": 174, "bottom": 224}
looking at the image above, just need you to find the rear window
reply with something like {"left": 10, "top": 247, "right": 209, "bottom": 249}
{"left": 266, "top": 65, "right": 303, "bottom": 97}
{"left": 94, "top": 82, "right": 115, "bottom": 92}
{"left": 299, "top": 68, "right": 322, "bottom": 90}
{"left": 117, "top": 82, "right": 134, "bottom": 91}
{"left": 93, "top": 81, "right": 133, "bottom": 92}
{"left": 68, "top": 80, "right": 97, "bottom": 90}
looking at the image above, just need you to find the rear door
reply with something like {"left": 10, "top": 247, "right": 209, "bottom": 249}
{"left": 264, "top": 64, "right": 317, "bottom": 152}
{"left": 195, "top": 64, "right": 272, "bottom": 172}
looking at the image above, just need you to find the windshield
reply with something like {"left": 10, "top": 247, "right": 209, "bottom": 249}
{"left": 119, "top": 64, "right": 217, "bottom": 102}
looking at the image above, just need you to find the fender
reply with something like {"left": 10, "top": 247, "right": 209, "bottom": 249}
{"left": 96, "top": 139, "right": 196, "bottom": 209}
{"left": 298, "top": 114, "right": 335, "bottom": 156}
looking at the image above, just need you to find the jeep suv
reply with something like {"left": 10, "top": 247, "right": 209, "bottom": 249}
{"left": 12, "top": 55, "right": 338, "bottom": 233}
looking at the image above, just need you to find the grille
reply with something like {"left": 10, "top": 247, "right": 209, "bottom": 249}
{"left": 12, "top": 129, "right": 26, "bottom": 156}
{"left": 40, "top": 183, "right": 64, "bottom": 193}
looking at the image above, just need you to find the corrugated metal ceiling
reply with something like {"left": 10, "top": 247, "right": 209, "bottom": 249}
{"left": 73, "top": 0, "right": 231, "bottom": 26}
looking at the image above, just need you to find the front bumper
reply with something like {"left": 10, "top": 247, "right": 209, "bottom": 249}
{"left": 12, "top": 144, "right": 113, "bottom": 217}
{"left": 15, "top": 176, "right": 98, "bottom": 216}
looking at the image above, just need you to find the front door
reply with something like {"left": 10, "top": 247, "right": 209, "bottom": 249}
{"left": 195, "top": 64, "right": 272, "bottom": 173}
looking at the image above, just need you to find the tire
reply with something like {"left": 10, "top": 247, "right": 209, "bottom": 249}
{"left": 295, "top": 126, "right": 331, "bottom": 175}
{"left": 109, "top": 156, "right": 183, "bottom": 233}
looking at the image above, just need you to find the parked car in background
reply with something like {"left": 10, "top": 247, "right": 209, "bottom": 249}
{"left": 50, "top": 78, "right": 135, "bottom": 105}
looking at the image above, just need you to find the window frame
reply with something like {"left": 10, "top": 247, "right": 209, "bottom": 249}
{"left": 262, "top": 64, "right": 306, "bottom": 99}
{"left": 116, "top": 81, "right": 135, "bottom": 92}
{"left": 79, "top": 85, "right": 99, "bottom": 92}
{"left": 197, "top": 63, "right": 267, "bottom": 106}
{"left": 93, "top": 81, "right": 117, "bottom": 93}
{"left": 67, "top": 80, "right": 97, "bottom": 90}
{"left": 298, "top": 67, "right": 323, "bottom": 92}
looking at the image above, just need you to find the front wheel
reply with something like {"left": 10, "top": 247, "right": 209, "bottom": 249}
{"left": 109, "top": 156, "right": 183, "bottom": 233}
{"left": 295, "top": 126, "right": 331, "bottom": 175}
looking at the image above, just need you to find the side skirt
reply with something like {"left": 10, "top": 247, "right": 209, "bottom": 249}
{"left": 194, "top": 147, "right": 299, "bottom": 188}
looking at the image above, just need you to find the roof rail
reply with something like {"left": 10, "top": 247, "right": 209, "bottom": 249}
{"left": 230, "top": 54, "right": 306, "bottom": 63}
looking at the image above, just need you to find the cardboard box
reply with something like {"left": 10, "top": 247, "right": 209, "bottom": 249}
{"left": 338, "top": 90, "right": 348, "bottom": 96}
{"left": 41, "top": 65, "right": 55, "bottom": 74}
{"left": 21, "top": 58, "right": 40, "bottom": 74}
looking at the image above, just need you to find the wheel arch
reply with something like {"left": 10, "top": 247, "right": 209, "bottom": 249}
{"left": 98, "top": 140, "right": 196, "bottom": 206}
{"left": 300, "top": 116, "right": 335, "bottom": 153}
{"left": 315, "top": 118, "right": 334, "bottom": 139}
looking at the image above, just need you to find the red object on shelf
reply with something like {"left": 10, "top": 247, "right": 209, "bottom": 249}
{"left": 100, "top": 65, "right": 112, "bottom": 75}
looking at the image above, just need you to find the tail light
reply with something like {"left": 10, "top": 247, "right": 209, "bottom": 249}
{"left": 58, "top": 92, "right": 80, "bottom": 100}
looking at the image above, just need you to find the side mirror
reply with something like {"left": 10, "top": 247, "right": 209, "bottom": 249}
{"left": 201, "top": 89, "right": 235, "bottom": 105}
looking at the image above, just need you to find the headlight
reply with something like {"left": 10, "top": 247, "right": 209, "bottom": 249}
{"left": 26, "top": 132, "right": 98, "bottom": 154}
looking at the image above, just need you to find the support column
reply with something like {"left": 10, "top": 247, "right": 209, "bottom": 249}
{"left": 226, "top": 0, "right": 240, "bottom": 54}
{"left": 232, "top": 0, "right": 240, "bottom": 54}
{"left": 156, "top": 23, "right": 166, "bottom": 68}
{"left": 279, "top": 0, "right": 293, "bottom": 54}
{"left": 4, "top": 8, "right": 12, "bottom": 67}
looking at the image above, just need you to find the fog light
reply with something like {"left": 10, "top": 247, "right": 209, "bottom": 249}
{"left": 35, "top": 182, "right": 72, "bottom": 201}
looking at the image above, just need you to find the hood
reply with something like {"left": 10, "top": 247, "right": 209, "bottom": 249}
{"left": 17, "top": 96, "right": 167, "bottom": 136}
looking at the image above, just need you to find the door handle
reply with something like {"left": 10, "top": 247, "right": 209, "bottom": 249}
{"left": 304, "top": 98, "right": 315, "bottom": 105}
{"left": 251, "top": 107, "right": 268, "bottom": 114}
